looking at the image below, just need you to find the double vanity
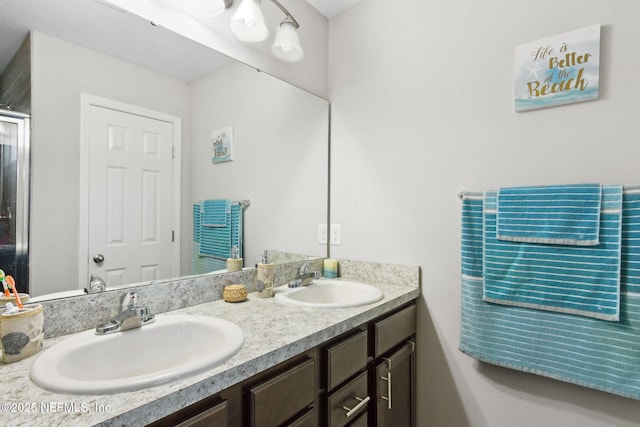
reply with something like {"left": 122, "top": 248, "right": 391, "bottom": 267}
{"left": 0, "top": 259, "right": 420, "bottom": 426}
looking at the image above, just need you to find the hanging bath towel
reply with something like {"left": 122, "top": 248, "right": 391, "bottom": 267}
{"left": 497, "top": 183, "right": 602, "bottom": 246}
{"left": 483, "top": 185, "right": 623, "bottom": 321}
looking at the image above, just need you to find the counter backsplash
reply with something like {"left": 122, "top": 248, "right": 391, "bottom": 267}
{"left": 40, "top": 258, "right": 419, "bottom": 339}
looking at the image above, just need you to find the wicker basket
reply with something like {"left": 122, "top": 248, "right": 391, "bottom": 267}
{"left": 223, "top": 284, "right": 247, "bottom": 303}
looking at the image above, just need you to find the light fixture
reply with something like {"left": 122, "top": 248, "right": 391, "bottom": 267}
{"left": 230, "top": 0, "right": 304, "bottom": 62}
{"left": 271, "top": 16, "right": 303, "bottom": 62}
{"left": 229, "top": 0, "right": 269, "bottom": 42}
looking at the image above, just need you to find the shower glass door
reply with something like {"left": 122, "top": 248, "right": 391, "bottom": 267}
{"left": 0, "top": 110, "right": 30, "bottom": 292}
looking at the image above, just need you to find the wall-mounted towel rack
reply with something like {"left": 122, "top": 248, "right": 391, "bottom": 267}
{"left": 235, "top": 199, "right": 251, "bottom": 209}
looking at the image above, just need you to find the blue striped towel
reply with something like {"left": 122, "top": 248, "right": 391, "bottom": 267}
{"left": 622, "top": 186, "right": 640, "bottom": 294}
{"left": 193, "top": 203, "right": 202, "bottom": 244}
{"left": 194, "top": 200, "right": 243, "bottom": 260}
{"left": 460, "top": 189, "right": 640, "bottom": 400}
{"left": 202, "top": 199, "right": 230, "bottom": 227}
{"left": 483, "top": 185, "right": 623, "bottom": 321}
{"left": 497, "top": 184, "right": 602, "bottom": 246}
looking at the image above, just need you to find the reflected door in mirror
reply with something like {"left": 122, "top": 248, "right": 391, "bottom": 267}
{"left": 88, "top": 106, "right": 175, "bottom": 288}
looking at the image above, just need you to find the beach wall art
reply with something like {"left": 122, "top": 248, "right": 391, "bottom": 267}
{"left": 514, "top": 25, "right": 600, "bottom": 112}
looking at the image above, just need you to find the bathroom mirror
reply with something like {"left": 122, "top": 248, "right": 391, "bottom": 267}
{"left": 0, "top": 0, "right": 328, "bottom": 299}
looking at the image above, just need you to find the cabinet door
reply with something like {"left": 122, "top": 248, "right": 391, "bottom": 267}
{"left": 375, "top": 341, "right": 415, "bottom": 427}
{"left": 175, "top": 400, "right": 228, "bottom": 427}
{"left": 249, "top": 358, "right": 315, "bottom": 427}
{"left": 286, "top": 408, "right": 315, "bottom": 427}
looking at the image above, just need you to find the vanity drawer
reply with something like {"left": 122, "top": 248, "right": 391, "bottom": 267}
{"left": 248, "top": 358, "right": 315, "bottom": 427}
{"left": 327, "top": 371, "right": 369, "bottom": 427}
{"left": 175, "top": 400, "right": 228, "bottom": 427}
{"left": 373, "top": 304, "right": 416, "bottom": 358}
{"left": 326, "top": 329, "right": 368, "bottom": 391}
{"left": 286, "top": 408, "right": 315, "bottom": 427}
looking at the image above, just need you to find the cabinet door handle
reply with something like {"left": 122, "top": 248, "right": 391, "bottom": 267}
{"left": 380, "top": 371, "right": 392, "bottom": 410}
{"left": 342, "top": 395, "right": 370, "bottom": 418}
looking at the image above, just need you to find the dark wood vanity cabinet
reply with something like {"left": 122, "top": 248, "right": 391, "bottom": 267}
{"left": 148, "top": 350, "right": 317, "bottom": 427}
{"left": 321, "top": 328, "right": 370, "bottom": 427}
{"left": 148, "top": 302, "right": 416, "bottom": 427}
{"left": 174, "top": 400, "right": 229, "bottom": 427}
{"left": 372, "top": 304, "right": 417, "bottom": 427}
{"left": 320, "top": 302, "right": 417, "bottom": 427}
{"left": 247, "top": 357, "right": 317, "bottom": 427}
{"left": 374, "top": 342, "right": 415, "bottom": 427}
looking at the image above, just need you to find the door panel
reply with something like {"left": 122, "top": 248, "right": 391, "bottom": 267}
{"left": 88, "top": 106, "right": 174, "bottom": 287}
{"left": 375, "top": 342, "right": 415, "bottom": 427}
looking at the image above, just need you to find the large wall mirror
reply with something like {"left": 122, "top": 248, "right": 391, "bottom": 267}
{"left": 0, "top": 0, "right": 329, "bottom": 300}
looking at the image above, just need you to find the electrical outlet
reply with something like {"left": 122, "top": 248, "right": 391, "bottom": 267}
{"left": 318, "top": 224, "right": 327, "bottom": 244}
{"left": 330, "top": 224, "right": 342, "bottom": 245}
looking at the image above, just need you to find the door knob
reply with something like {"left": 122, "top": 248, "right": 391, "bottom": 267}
{"left": 93, "top": 253, "right": 105, "bottom": 264}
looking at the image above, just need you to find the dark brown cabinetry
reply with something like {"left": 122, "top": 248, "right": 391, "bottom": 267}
{"left": 375, "top": 342, "right": 415, "bottom": 427}
{"left": 372, "top": 304, "right": 416, "bottom": 427}
{"left": 321, "top": 303, "right": 416, "bottom": 427}
{"left": 174, "top": 400, "right": 229, "bottom": 427}
{"left": 248, "top": 357, "right": 316, "bottom": 427}
{"left": 148, "top": 302, "right": 416, "bottom": 427}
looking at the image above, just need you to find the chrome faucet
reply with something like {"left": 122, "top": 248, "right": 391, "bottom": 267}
{"left": 86, "top": 275, "right": 106, "bottom": 294}
{"left": 95, "top": 291, "right": 155, "bottom": 335}
{"left": 288, "top": 261, "right": 321, "bottom": 288}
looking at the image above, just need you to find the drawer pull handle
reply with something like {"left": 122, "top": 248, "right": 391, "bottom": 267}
{"left": 342, "top": 395, "right": 370, "bottom": 418}
{"left": 380, "top": 371, "right": 392, "bottom": 410}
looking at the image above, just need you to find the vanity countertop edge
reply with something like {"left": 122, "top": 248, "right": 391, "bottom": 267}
{"left": 0, "top": 280, "right": 420, "bottom": 427}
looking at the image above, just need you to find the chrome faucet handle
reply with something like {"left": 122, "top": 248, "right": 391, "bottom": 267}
{"left": 120, "top": 291, "right": 138, "bottom": 311}
{"left": 297, "top": 261, "right": 310, "bottom": 276}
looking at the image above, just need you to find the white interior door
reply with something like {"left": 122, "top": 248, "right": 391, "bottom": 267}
{"left": 87, "top": 105, "right": 175, "bottom": 288}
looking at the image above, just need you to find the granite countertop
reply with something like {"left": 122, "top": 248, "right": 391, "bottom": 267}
{"left": 0, "top": 279, "right": 419, "bottom": 427}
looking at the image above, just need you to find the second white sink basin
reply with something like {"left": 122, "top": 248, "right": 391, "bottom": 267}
{"left": 30, "top": 315, "right": 244, "bottom": 395}
{"left": 275, "top": 279, "right": 384, "bottom": 308}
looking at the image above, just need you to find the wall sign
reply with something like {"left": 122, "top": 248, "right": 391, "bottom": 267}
{"left": 211, "top": 127, "right": 233, "bottom": 164}
{"left": 514, "top": 25, "right": 600, "bottom": 112}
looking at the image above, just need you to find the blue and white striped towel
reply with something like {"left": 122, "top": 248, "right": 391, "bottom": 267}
{"left": 202, "top": 199, "right": 230, "bottom": 227}
{"left": 460, "top": 189, "right": 640, "bottom": 400}
{"left": 497, "top": 183, "right": 602, "bottom": 246}
{"left": 483, "top": 185, "right": 623, "bottom": 321}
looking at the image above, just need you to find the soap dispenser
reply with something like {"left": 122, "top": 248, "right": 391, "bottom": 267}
{"left": 256, "top": 250, "right": 275, "bottom": 298}
{"left": 226, "top": 245, "right": 243, "bottom": 272}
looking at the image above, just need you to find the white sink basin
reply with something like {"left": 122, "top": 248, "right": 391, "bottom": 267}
{"left": 30, "top": 315, "right": 244, "bottom": 395}
{"left": 275, "top": 279, "right": 384, "bottom": 308}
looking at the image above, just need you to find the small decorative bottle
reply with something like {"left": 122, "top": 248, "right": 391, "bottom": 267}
{"left": 226, "top": 245, "right": 243, "bottom": 272}
{"left": 256, "top": 250, "right": 275, "bottom": 298}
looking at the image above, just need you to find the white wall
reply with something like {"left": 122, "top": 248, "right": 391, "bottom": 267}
{"left": 329, "top": 1, "right": 640, "bottom": 426}
{"left": 30, "top": 32, "right": 190, "bottom": 296}
{"left": 188, "top": 61, "right": 329, "bottom": 266}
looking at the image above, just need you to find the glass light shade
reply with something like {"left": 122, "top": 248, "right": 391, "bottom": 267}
{"left": 271, "top": 21, "right": 304, "bottom": 62}
{"left": 229, "top": 0, "right": 269, "bottom": 42}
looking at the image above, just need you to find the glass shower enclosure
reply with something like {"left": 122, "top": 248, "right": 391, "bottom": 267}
{"left": 0, "top": 109, "right": 29, "bottom": 292}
